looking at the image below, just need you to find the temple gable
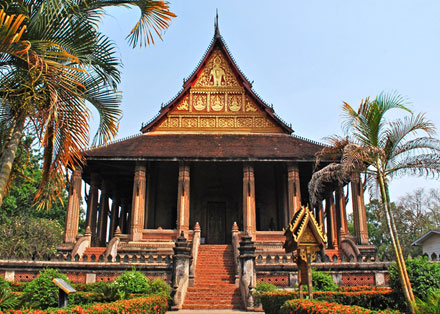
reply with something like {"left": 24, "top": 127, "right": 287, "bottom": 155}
{"left": 151, "top": 48, "right": 284, "bottom": 133}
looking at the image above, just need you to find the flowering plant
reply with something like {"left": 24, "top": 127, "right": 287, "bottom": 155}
{"left": 280, "top": 299, "right": 401, "bottom": 314}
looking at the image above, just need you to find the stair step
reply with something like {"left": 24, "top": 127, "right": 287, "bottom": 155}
{"left": 184, "top": 244, "right": 242, "bottom": 310}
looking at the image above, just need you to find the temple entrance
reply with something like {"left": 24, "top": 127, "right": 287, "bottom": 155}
{"left": 206, "top": 201, "right": 226, "bottom": 244}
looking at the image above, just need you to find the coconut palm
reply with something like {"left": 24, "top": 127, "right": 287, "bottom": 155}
{"left": 0, "top": 0, "right": 175, "bottom": 208}
{"left": 309, "top": 92, "right": 440, "bottom": 313}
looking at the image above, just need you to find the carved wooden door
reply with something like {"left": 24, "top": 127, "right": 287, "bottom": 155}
{"left": 207, "top": 202, "right": 226, "bottom": 244}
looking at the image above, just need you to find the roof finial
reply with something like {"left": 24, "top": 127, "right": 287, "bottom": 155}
{"left": 214, "top": 9, "right": 220, "bottom": 38}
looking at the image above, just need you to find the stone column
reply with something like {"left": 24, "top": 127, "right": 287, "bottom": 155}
{"left": 130, "top": 162, "right": 146, "bottom": 241}
{"left": 325, "top": 193, "right": 338, "bottom": 249}
{"left": 97, "top": 182, "right": 109, "bottom": 246}
{"left": 177, "top": 162, "right": 190, "bottom": 236}
{"left": 243, "top": 164, "right": 256, "bottom": 240}
{"left": 335, "top": 185, "right": 349, "bottom": 238}
{"left": 351, "top": 175, "right": 369, "bottom": 245}
{"left": 287, "top": 163, "right": 301, "bottom": 220}
{"left": 109, "top": 192, "right": 120, "bottom": 239}
{"left": 64, "top": 170, "right": 82, "bottom": 243}
{"left": 86, "top": 173, "right": 99, "bottom": 244}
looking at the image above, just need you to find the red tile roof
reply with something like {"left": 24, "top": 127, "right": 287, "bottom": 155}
{"left": 84, "top": 133, "right": 324, "bottom": 161}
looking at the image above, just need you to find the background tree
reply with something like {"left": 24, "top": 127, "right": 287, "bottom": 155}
{"left": 310, "top": 92, "right": 440, "bottom": 313}
{"left": 364, "top": 189, "right": 438, "bottom": 260}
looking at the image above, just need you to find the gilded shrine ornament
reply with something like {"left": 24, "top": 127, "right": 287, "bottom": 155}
{"left": 283, "top": 206, "right": 326, "bottom": 299}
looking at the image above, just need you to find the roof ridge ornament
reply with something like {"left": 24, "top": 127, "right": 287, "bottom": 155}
{"left": 214, "top": 9, "right": 220, "bottom": 38}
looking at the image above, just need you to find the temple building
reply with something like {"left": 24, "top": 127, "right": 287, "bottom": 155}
{"left": 60, "top": 21, "right": 374, "bottom": 272}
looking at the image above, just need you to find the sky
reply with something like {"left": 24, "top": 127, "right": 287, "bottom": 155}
{"left": 95, "top": 0, "right": 440, "bottom": 202}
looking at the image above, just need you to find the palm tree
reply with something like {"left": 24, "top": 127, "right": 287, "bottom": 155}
{"left": 309, "top": 92, "right": 440, "bottom": 313}
{"left": 0, "top": 0, "right": 175, "bottom": 208}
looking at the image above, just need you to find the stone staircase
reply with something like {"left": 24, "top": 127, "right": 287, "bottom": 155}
{"left": 182, "top": 244, "right": 242, "bottom": 310}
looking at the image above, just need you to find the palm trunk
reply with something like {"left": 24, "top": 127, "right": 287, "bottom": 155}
{"left": 378, "top": 174, "right": 415, "bottom": 314}
{"left": 0, "top": 114, "right": 26, "bottom": 208}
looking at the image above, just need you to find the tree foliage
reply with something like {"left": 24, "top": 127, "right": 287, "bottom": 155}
{"left": 0, "top": 0, "right": 175, "bottom": 209}
{"left": 310, "top": 92, "right": 440, "bottom": 313}
{"left": 0, "top": 136, "right": 68, "bottom": 226}
{"left": 364, "top": 189, "right": 438, "bottom": 260}
{"left": 0, "top": 216, "right": 63, "bottom": 258}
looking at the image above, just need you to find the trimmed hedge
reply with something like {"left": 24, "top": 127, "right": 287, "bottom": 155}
{"left": 280, "top": 299, "right": 401, "bottom": 314}
{"left": 260, "top": 290, "right": 404, "bottom": 314}
{"left": 0, "top": 295, "right": 168, "bottom": 314}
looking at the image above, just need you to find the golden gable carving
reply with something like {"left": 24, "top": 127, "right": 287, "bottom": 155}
{"left": 150, "top": 49, "right": 285, "bottom": 133}
{"left": 194, "top": 49, "right": 240, "bottom": 87}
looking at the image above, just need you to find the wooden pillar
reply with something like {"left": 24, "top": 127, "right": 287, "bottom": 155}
{"left": 109, "top": 193, "right": 120, "bottom": 239}
{"left": 144, "top": 167, "right": 151, "bottom": 229}
{"left": 130, "top": 162, "right": 147, "bottom": 241}
{"left": 64, "top": 170, "right": 82, "bottom": 243}
{"left": 335, "top": 185, "right": 349, "bottom": 238}
{"left": 325, "top": 193, "right": 338, "bottom": 249}
{"left": 97, "top": 182, "right": 109, "bottom": 246}
{"left": 119, "top": 199, "right": 128, "bottom": 234}
{"left": 243, "top": 163, "right": 256, "bottom": 240}
{"left": 315, "top": 202, "right": 324, "bottom": 226}
{"left": 177, "top": 162, "right": 190, "bottom": 236}
{"left": 351, "top": 175, "right": 369, "bottom": 245}
{"left": 86, "top": 173, "right": 99, "bottom": 244}
{"left": 287, "top": 163, "right": 301, "bottom": 220}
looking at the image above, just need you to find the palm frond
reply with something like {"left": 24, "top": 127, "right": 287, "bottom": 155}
{"left": 77, "top": 0, "right": 176, "bottom": 47}
{"left": 387, "top": 154, "right": 440, "bottom": 179}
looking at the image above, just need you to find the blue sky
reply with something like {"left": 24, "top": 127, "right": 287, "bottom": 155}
{"left": 96, "top": 0, "right": 440, "bottom": 201}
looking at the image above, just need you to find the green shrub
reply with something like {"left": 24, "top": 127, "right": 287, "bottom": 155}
{"left": 253, "top": 282, "right": 278, "bottom": 306}
{"left": 22, "top": 268, "right": 69, "bottom": 309}
{"left": 68, "top": 291, "right": 118, "bottom": 306}
{"left": 0, "top": 286, "right": 18, "bottom": 310}
{"left": 150, "top": 278, "right": 171, "bottom": 298}
{"left": 72, "top": 281, "right": 112, "bottom": 293}
{"left": 388, "top": 256, "right": 440, "bottom": 301}
{"left": 415, "top": 290, "right": 440, "bottom": 314}
{"left": 260, "top": 290, "right": 298, "bottom": 314}
{"left": 8, "top": 282, "right": 27, "bottom": 292}
{"left": 113, "top": 270, "right": 151, "bottom": 298}
{"left": 312, "top": 270, "right": 337, "bottom": 291}
{"left": 0, "top": 278, "right": 9, "bottom": 291}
